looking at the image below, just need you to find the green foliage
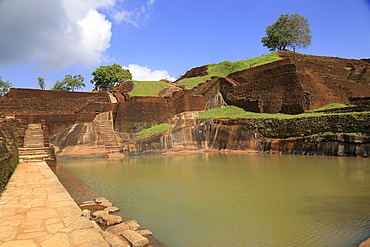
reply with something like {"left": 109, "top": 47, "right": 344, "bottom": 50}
{"left": 196, "top": 106, "right": 369, "bottom": 120}
{"left": 0, "top": 77, "right": 12, "bottom": 96}
{"left": 176, "top": 76, "right": 212, "bottom": 89}
{"left": 51, "top": 74, "right": 85, "bottom": 92}
{"left": 308, "top": 103, "right": 349, "bottom": 112}
{"left": 91, "top": 63, "right": 132, "bottom": 91}
{"left": 261, "top": 13, "right": 312, "bottom": 51}
{"left": 177, "top": 52, "right": 281, "bottom": 89}
{"left": 138, "top": 124, "right": 171, "bottom": 140}
{"left": 62, "top": 74, "right": 85, "bottom": 92}
{"left": 37, "top": 77, "right": 45, "bottom": 90}
{"left": 129, "top": 80, "right": 171, "bottom": 96}
{"left": 51, "top": 80, "right": 68, "bottom": 91}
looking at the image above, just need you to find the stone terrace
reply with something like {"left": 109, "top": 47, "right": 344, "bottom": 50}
{"left": 0, "top": 161, "right": 110, "bottom": 247}
{"left": 0, "top": 89, "right": 110, "bottom": 115}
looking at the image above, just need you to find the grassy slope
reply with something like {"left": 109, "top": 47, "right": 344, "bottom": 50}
{"left": 307, "top": 103, "right": 348, "bottom": 112}
{"left": 176, "top": 52, "right": 281, "bottom": 89}
{"left": 129, "top": 80, "right": 170, "bottom": 96}
{"left": 138, "top": 123, "right": 171, "bottom": 140}
{"left": 196, "top": 105, "right": 367, "bottom": 120}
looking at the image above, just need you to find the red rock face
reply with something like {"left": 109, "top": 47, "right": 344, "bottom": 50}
{"left": 175, "top": 65, "right": 209, "bottom": 82}
{"left": 194, "top": 52, "right": 370, "bottom": 114}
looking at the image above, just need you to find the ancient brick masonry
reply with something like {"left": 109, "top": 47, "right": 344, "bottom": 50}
{"left": 192, "top": 52, "right": 370, "bottom": 114}
{"left": 0, "top": 88, "right": 111, "bottom": 135}
{"left": 114, "top": 92, "right": 206, "bottom": 133}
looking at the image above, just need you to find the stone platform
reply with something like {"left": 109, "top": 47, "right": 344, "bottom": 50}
{"left": 0, "top": 161, "right": 110, "bottom": 247}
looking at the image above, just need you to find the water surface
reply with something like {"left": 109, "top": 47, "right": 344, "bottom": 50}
{"left": 59, "top": 153, "right": 370, "bottom": 246}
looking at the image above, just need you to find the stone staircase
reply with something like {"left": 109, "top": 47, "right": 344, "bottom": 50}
{"left": 96, "top": 119, "right": 121, "bottom": 153}
{"left": 350, "top": 66, "right": 367, "bottom": 82}
{"left": 19, "top": 123, "right": 52, "bottom": 163}
{"left": 107, "top": 92, "right": 118, "bottom": 104}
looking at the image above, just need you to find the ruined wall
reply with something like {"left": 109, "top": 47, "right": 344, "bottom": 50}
{"left": 115, "top": 97, "right": 176, "bottom": 133}
{"left": 193, "top": 53, "right": 370, "bottom": 114}
{"left": 15, "top": 113, "right": 96, "bottom": 136}
{"left": 175, "top": 65, "right": 209, "bottom": 82}
{"left": 0, "top": 89, "right": 112, "bottom": 136}
{"left": 223, "top": 59, "right": 310, "bottom": 114}
{"left": 278, "top": 51, "right": 370, "bottom": 110}
{"left": 0, "top": 118, "right": 27, "bottom": 193}
{"left": 0, "top": 88, "right": 109, "bottom": 115}
{"left": 170, "top": 90, "right": 207, "bottom": 114}
{"left": 115, "top": 92, "right": 207, "bottom": 133}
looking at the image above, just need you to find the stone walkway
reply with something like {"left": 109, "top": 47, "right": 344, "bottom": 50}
{"left": 0, "top": 161, "right": 110, "bottom": 247}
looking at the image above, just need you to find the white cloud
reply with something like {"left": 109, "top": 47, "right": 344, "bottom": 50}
{"left": 0, "top": 0, "right": 113, "bottom": 70}
{"left": 124, "top": 64, "right": 175, "bottom": 81}
{"left": 0, "top": 0, "right": 156, "bottom": 71}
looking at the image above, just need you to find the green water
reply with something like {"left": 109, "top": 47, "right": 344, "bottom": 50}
{"left": 59, "top": 153, "right": 370, "bottom": 246}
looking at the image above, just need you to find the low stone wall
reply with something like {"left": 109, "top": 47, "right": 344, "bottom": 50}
{"left": 0, "top": 118, "right": 26, "bottom": 193}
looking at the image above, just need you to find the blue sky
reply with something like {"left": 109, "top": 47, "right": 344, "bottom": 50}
{"left": 0, "top": 0, "right": 369, "bottom": 91}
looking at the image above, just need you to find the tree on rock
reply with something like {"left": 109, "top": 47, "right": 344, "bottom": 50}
{"left": 62, "top": 74, "right": 85, "bottom": 92}
{"left": 37, "top": 77, "right": 45, "bottom": 90}
{"left": 51, "top": 75, "right": 85, "bottom": 92}
{"left": 0, "top": 77, "right": 12, "bottom": 96}
{"left": 91, "top": 63, "right": 132, "bottom": 91}
{"left": 261, "top": 13, "right": 312, "bottom": 51}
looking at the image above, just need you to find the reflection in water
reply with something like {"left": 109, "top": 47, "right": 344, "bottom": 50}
{"left": 59, "top": 153, "right": 370, "bottom": 247}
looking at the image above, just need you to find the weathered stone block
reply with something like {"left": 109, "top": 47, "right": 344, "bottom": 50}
{"left": 104, "top": 206, "right": 120, "bottom": 213}
{"left": 99, "top": 214, "right": 123, "bottom": 227}
{"left": 136, "top": 230, "right": 152, "bottom": 237}
{"left": 102, "top": 231, "right": 130, "bottom": 247}
{"left": 106, "top": 223, "right": 130, "bottom": 235}
{"left": 100, "top": 201, "right": 113, "bottom": 207}
{"left": 121, "top": 230, "right": 149, "bottom": 247}
{"left": 126, "top": 220, "right": 140, "bottom": 231}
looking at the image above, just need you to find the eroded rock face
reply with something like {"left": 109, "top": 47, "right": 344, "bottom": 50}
{"left": 125, "top": 116, "right": 370, "bottom": 157}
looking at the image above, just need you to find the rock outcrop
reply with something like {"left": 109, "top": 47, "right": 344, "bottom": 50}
{"left": 125, "top": 113, "right": 370, "bottom": 158}
{"left": 50, "top": 112, "right": 124, "bottom": 159}
{"left": 190, "top": 52, "right": 370, "bottom": 114}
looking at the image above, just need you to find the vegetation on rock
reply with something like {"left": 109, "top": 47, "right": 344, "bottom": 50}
{"left": 52, "top": 74, "right": 85, "bottom": 92}
{"left": 197, "top": 106, "right": 369, "bottom": 138}
{"left": 197, "top": 105, "right": 367, "bottom": 120}
{"left": 91, "top": 63, "right": 132, "bottom": 91}
{"left": 0, "top": 77, "right": 12, "bottom": 96}
{"left": 138, "top": 123, "right": 171, "bottom": 140}
{"left": 177, "top": 52, "right": 281, "bottom": 89}
{"left": 307, "top": 103, "right": 349, "bottom": 112}
{"left": 129, "top": 80, "right": 171, "bottom": 96}
{"left": 37, "top": 77, "right": 45, "bottom": 90}
{"left": 261, "top": 13, "right": 312, "bottom": 51}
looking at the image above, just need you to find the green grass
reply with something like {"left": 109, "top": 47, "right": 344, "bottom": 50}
{"left": 308, "top": 103, "right": 349, "bottom": 112}
{"left": 129, "top": 80, "right": 171, "bottom": 96}
{"left": 196, "top": 106, "right": 368, "bottom": 120}
{"left": 138, "top": 123, "right": 171, "bottom": 140}
{"left": 177, "top": 52, "right": 281, "bottom": 89}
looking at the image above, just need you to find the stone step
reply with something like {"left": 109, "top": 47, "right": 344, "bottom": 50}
{"left": 19, "top": 147, "right": 50, "bottom": 151}
{"left": 19, "top": 151, "right": 49, "bottom": 156}
{"left": 19, "top": 154, "right": 49, "bottom": 160}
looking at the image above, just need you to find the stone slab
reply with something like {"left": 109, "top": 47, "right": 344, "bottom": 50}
{"left": 0, "top": 162, "right": 110, "bottom": 247}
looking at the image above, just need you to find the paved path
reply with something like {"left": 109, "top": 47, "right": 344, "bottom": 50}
{"left": 0, "top": 162, "right": 110, "bottom": 247}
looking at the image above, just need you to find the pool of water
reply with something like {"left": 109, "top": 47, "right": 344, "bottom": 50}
{"left": 59, "top": 153, "right": 370, "bottom": 246}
